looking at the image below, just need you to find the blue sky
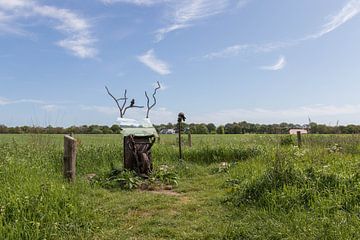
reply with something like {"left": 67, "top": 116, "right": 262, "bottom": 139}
{"left": 1, "top": 0, "right": 360, "bottom": 126}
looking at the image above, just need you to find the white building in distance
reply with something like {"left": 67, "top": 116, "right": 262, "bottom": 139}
{"left": 289, "top": 129, "right": 308, "bottom": 135}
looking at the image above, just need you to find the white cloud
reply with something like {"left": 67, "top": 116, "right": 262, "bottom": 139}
{"left": 204, "top": 44, "right": 249, "bottom": 59}
{"left": 203, "top": 41, "right": 295, "bottom": 59}
{"left": 260, "top": 56, "right": 286, "bottom": 71}
{"left": 0, "top": 97, "right": 45, "bottom": 105}
{"left": 100, "top": 0, "right": 168, "bottom": 6}
{"left": 191, "top": 104, "right": 360, "bottom": 125}
{"left": 0, "top": 0, "right": 97, "bottom": 58}
{"left": 155, "top": 0, "right": 230, "bottom": 41}
{"left": 100, "top": 0, "right": 246, "bottom": 41}
{"left": 0, "top": 0, "right": 31, "bottom": 10}
{"left": 0, "top": 97, "right": 10, "bottom": 105}
{"left": 137, "top": 49, "right": 171, "bottom": 75}
{"left": 0, "top": 9, "right": 28, "bottom": 35}
{"left": 307, "top": 0, "right": 360, "bottom": 39}
{"left": 57, "top": 36, "right": 97, "bottom": 59}
{"left": 155, "top": 24, "right": 188, "bottom": 42}
{"left": 204, "top": 0, "right": 360, "bottom": 60}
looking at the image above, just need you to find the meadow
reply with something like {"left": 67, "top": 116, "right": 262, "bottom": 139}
{"left": 1, "top": 133, "right": 360, "bottom": 239}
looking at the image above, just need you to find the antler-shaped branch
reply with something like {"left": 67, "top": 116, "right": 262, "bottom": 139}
{"left": 123, "top": 99, "right": 144, "bottom": 116}
{"left": 145, "top": 81, "right": 161, "bottom": 118}
{"left": 105, "top": 86, "right": 144, "bottom": 118}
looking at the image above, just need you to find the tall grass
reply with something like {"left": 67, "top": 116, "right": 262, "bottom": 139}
{"left": 1, "top": 134, "right": 360, "bottom": 239}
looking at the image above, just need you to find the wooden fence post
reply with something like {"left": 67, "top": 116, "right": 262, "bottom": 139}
{"left": 188, "top": 131, "right": 192, "bottom": 147}
{"left": 64, "top": 135, "right": 77, "bottom": 182}
{"left": 297, "top": 131, "right": 302, "bottom": 148}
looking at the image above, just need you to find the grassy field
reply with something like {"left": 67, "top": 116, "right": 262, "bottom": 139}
{"left": 1, "top": 134, "right": 360, "bottom": 239}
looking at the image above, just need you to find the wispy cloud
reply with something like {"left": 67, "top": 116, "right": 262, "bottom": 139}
{"left": 137, "top": 49, "right": 171, "bottom": 75}
{"left": 260, "top": 56, "right": 286, "bottom": 71}
{"left": 100, "top": 0, "right": 246, "bottom": 42}
{"left": 100, "top": 0, "right": 168, "bottom": 6}
{"left": 155, "top": 0, "right": 230, "bottom": 42}
{"left": 204, "top": 44, "right": 249, "bottom": 59}
{"left": 0, "top": 0, "right": 97, "bottom": 58}
{"left": 203, "top": 41, "right": 295, "bottom": 59}
{"left": 204, "top": 0, "right": 360, "bottom": 60}
{"left": 191, "top": 104, "right": 360, "bottom": 125}
{"left": 306, "top": 0, "right": 360, "bottom": 40}
{"left": 0, "top": 97, "right": 67, "bottom": 114}
{"left": 0, "top": 97, "right": 45, "bottom": 105}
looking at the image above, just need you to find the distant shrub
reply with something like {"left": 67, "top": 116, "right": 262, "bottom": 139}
{"left": 279, "top": 135, "right": 294, "bottom": 146}
{"left": 184, "top": 145, "right": 264, "bottom": 164}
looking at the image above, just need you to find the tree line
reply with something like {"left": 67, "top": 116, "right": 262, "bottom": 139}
{"left": 1, "top": 121, "right": 360, "bottom": 134}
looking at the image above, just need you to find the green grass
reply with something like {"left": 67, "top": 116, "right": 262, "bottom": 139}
{"left": 1, "top": 134, "right": 360, "bottom": 239}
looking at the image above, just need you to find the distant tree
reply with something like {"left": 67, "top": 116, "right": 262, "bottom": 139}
{"left": 111, "top": 124, "right": 121, "bottom": 134}
{"left": 197, "top": 124, "right": 209, "bottom": 134}
{"left": 89, "top": 125, "right": 103, "bottom": 134}
{"left": 216, "top": 125, "right": 225, "bottom": 134}
{"left": 101, "top": 126, "right": 113, "bottom": 134}
{"left": 206, "top": 123, "right": 216, "bottom": 134}
{"left": 0, "top": 125, "right": 8, "bottom": 133}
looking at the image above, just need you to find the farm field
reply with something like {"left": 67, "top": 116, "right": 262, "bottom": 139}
{"left": 1, "top": 134, "right": 360, "bottom": 239}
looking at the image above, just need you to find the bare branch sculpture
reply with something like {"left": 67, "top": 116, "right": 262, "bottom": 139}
{"left": 145, "top": 81, "right": 161, "bottom": 118}
{"left": 105, "top": 86, "right": 144, "bottom": 118}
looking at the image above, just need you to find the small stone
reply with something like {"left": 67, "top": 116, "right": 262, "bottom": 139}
{"left": 164, "top": 185, "right": 173, "bottom": 190}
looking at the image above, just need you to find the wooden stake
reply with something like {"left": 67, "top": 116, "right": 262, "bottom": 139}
{"left": 297, "top": 131, "right": 302, "bottom": 148}
{"left": 64, "top": 135, "right": 77, "bottom": 182}
{"left": 188, "top": 131, "right": 192, "bottom": 147}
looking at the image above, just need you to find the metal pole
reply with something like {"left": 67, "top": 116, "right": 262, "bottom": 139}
{"left": 178, "top": 112, "right": 186, "bottom": 160}
{"left": 178, "top": 118, "right": 182, "bottom": 159}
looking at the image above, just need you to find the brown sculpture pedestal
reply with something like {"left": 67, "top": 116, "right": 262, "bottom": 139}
{"left": 124, "top": 135, "right": 155, "bottom": 177}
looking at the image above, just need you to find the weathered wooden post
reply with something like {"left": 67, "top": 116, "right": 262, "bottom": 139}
{"left": 188, "top": 131, "right": 192, "bottom": 147}
{"left": 297, "top": 131, "right": 302, "bottom": 147}
{"left": 64, "top": 135, "right": 77, "bottom": 182}
{"left": 178, "top": 112, "right": 186, "bottom": 160}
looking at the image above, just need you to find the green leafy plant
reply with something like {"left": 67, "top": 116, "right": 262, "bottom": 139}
{"left": 151, "top": 165, "right": 179, "bottom": 186}
{"left": 94, "top": 169, "right": 141, "bottom": 190}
